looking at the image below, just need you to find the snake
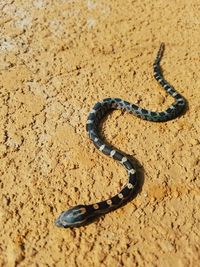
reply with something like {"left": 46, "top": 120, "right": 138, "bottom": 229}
{"left": 55, "top": 43, "right": 186, "bottom": 228}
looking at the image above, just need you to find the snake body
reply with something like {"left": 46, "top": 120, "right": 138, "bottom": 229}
{"left": 55, "top": 43, "right": 186, "bottom": 228}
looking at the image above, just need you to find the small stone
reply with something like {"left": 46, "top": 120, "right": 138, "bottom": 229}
{"left": 189, "top": 138, "right": 199, "bottom": 146}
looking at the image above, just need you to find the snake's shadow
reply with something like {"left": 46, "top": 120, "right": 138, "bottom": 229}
{"left": 69, "top": 111, "right": 145, "bottom": 229}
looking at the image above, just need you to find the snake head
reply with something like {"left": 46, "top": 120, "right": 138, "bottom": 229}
{"left": 55, "top": 205, "right": 90, "bottom": 228}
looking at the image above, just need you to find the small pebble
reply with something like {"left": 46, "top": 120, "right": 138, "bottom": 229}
{"left": 189, "top": 138, "right": 199, "bottom": 146}
{"left": 143, "top": 192, "right": 148, "bottom": 198}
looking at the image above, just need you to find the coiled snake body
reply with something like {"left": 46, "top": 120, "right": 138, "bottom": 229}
{"left": 55, "top": 44, "right": 186, "bottom": 228}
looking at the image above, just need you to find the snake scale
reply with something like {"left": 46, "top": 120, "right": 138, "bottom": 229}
{"left": 55, "top": 43, "right": 186, "bottom": 228}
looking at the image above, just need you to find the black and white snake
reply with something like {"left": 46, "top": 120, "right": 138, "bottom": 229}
{"left": 55, "top": 43, "right": 186, "bottom": 228}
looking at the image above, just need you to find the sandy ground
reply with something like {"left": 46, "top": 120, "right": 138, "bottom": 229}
{"left": 0, "top": 0, "right": 200, "bottom": 266}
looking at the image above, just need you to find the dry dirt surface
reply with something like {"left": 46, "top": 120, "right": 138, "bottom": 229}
{"left": 0, "top": 1, "right": 200, "bottom": 266}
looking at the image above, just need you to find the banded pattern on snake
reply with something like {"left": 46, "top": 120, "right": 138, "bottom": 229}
{"left": 55, "top": 43, "right": 186, "bottom": 228}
